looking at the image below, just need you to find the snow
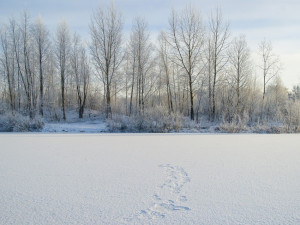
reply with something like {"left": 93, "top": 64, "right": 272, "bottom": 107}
{"left": 42, "top": 110, "right": 109, "bottom": 133}
{"left": 0, "top": 134, "right": 299, "bottom": 224}
{"left": 43, "top": 120, "right": 108, "bottom": 133}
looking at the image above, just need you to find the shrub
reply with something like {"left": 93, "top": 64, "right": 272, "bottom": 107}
{"left": 252, "top": 122, "right": 285, "bottom": 134}
{"left": 283, "top": 101, "right": 300, "bottom": 133}
{"left": 108, "top": 106, "right": 187, "bottom": 132}
{"left": 219, "top": 114, "right": 248, "bottom": 133}
{"left": 0, "top": 113, "right": 44, "bottom": 132}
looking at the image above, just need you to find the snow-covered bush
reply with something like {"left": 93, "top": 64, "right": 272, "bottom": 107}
{"left": 43, "top": 107, "right": 63, "bottom": 122}
{"left": 0, "top": 113, "right": 44, "bottom": 132}
{"left": 219, "top": 114, "right": 248, "bottom": 133}
{"left": 108, "top": 106, "right": 187, "bottom": 132}
{"left": 283, "top": 101, "right": 300, "bottom": 133}
{"left": 251, "top": 122, "right": 285, "bottom": 134}
{"left": 0, "top": 102, "right": 8, "bottom": 115}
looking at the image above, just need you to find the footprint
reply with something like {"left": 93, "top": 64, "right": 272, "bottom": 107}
{"left": 123, "top": 164, "right": 191, "bottom": 223}
{"left": 178, "top": 195, "right": 187, "bottom": 202}
{"left": 159, "top": 164, "right": 191, "bottom": 194}
{"left": 153, "top": 193, "right": 161, "bottom": 201}
{"left": 160, "top": 201, "right": 190, "bottom": 211}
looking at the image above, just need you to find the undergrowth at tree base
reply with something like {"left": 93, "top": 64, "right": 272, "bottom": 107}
{"left": 0, "top": 112, "right": 44, "bottom": 132}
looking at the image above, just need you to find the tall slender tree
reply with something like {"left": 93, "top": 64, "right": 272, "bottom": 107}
{"left": 0, "top": 25, "right": 16, "bottom": 112}
{"left": 209, "top": 7, "right": 230, "bottom": 120}
{"left": 158, "top": 31, "right": 173, "bottom": 114}
{"left": 55, "top": 20, "right": 70, "bottom": 120}
{"left": 32, "top": 15, "right": 50, "bottom": 117}
{"left": 258, "top": 39, "right": 280, "bottom": 101}
{"left": 228, "top": 35, "right": 251, "bottom": 114}
{"left": 168, "top": 5, "right": 205, "bottom": 120}
{"left": 70, "top": 33, "right": 90, "bottom": 118}
{"left": 89, "top": 4, "right": 123, "bottom": 118}
{"left": 129, "top": 17, "right": 152, "bottom": 114}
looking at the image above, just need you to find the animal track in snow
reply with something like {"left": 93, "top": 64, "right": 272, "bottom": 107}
{"left": 123, "top": 164, "right": 191, "bottom": 223}
{"left": 159, "top": 164, "right": 191, "bottom": 194}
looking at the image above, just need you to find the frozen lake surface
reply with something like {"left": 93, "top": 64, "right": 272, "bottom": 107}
{"left": 0, "top": 134, "right": 299, "bottom": 224}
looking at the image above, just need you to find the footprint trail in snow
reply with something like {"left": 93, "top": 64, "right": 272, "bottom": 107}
{"left": 123, "top": 164, "right": 191, "bottom": 223}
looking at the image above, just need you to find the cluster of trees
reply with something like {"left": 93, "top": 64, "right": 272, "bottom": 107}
{"left": 0, "top": 13, "right": 90, "bottom": 120}
{"left": 0, "top": 4, "right": 299, "bottom": 129}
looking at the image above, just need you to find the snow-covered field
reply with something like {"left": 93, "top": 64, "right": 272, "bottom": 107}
{"left": 0, "top": 134, "right": 299, "bottom": 225}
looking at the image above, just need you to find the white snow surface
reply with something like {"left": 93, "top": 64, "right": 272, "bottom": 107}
{"left": 43, "top": 120, "right": 108, "bottom": 133}
{"left": 0, "top": 134, "right": 299, "bottom": 225}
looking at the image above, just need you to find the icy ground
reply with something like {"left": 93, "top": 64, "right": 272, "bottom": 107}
{"left": 0, "top": 134, "right": 299, "bottom": 224}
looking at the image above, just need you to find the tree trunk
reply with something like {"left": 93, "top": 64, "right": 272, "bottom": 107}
{"left": 188, "top": 74, "right": 194, "bottom": 120}
{"left": 61, "top": 72, "right": 66, "bottom": 120}
{"left": 39, "top": 48, "right": 44, "bottom": 117}
{"left": 106, "top": 80, "right": 111, "bottom": 118}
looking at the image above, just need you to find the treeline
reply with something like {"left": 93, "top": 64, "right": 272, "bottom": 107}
{"left": 1, "top": 4, "right": 300, "bottom": 132}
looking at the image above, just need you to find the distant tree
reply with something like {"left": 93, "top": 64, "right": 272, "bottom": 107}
{"left": 209, "top": 7, "right": 230, "bottom": 120}
{"left": 89, "top": 4, "right": 123, "bottom": 118}
{"left": 158, "top": 31, "right": 173, "bottom": 114}
{"left": 0, "top": 25, "right": 16, "bottom": 112}
{"left": 228, "top": 35, "right": 251, "bottom": 115}
{"left": 55, "top": 21, "right": 71, "bottom": 120}
{"left": 19, "top": 12, "right": 37, "bottom": 118}
{"left": 128, "top": 17, "right": 152, "bottom": 114}
{"left": 168, "top": 5, "right": 205, "bottom": 120}
{"left": 258, "top": 39, "right": 280, "bottom": 101}
{"left": 9, "top": 17, "right": 22, "bottom": 111}
{"left": 291, "top": 85, "right": 300, "bottom": 101}
{"left": 265, "top": 77, "right": 287, "bottom": 120}
{"left": 32, "top": 15, "right": 50, "bottom": 117}
{"left": 70, "top": 33, "right": 90, "bottom": 118}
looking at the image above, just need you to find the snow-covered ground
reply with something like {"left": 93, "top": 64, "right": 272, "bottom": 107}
{"left": 43, "top": 120, "right": 108, "bottom": 133}
{"left": 0, "top": 134, "right": 299, "bottom": 224}
{"left": 42, "top": 110, "right": 109, "bottom": 133}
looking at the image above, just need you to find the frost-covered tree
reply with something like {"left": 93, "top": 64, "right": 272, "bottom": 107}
{"left": 18, "top": 12, "right": 37, "bottom": 118}
{"left": 158, "top": 31, "right": 174, "bottom": 114}
{"left": 168, "top": 5, "right": 205, "bottom": 120}
{"left": 227, "top": 35, "right": 251, "bottom": 115}
{"left": 70, "top": 33, "right": 90, "bottom": 118}
{"left": 258, "top": 39, "right": 280, "bottom": 101}
{"left": 127, "top": 17, "right": 153, "bottom": 115}
{"left": 209, "top": 7, "right": 230, "bottom": 120}
{"left": 55, "top": 20, "right": 71, "bottom": 120}
{"left": 32, "top": 16, "right": 50, "bottom": 117}
{"left": 0, "top": 24, "right": 16, "bottom": 112}
{"left": 89, "top": 4, "right": 123, "bottom": 118}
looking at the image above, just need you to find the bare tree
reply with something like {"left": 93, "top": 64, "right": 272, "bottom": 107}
{"left": 209, "top": 7, "right": 230, "bottom": 120}
{"left": 127, "top": 37, "right": 137, "bottom": 116}
{"left": 128, "top": 17, "right": 152, "bottom": 114}
{"left": 70, "top": 33, "right": 90, "bottom": 118}
{"left": 158, "top": 31, "right": 173, "bottom": 114}
{"left": 0, "top": 25, "right": 16, "bottom": 112}
{"left": 9, "top": 17, "right": 23, "bottom": 112}
{"left": 258, "top": 39, "right": 280, "bottom": 100}
{"left": 122, "top": 49, "right": 131, "bottom": 115}
{"left": 168, "top": 5, "right": 205, "bottom": 120}
{"left": 204, "top": 38, "right": 213, "bottom": 119}
{"left": 43, "top": 50, "right": 57, "bottom": 116}
{"left": 18, "top": 12, "right": 37, "bottom": 118}
{"left": 55, "top": 20, "right": 70, "bottom": 120}
{"left": 228, "top": 35, "right": 251, "bottom": 114}
{"left": 32, "top": 15, "right": 50, "bottom": 117}
{"left": 89, "top": 4, "right": 123, "bottom": 118}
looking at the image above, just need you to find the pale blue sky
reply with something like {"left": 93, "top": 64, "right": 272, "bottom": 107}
{"left": 1, "top": 0, "right": 300, "bottom": 88}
